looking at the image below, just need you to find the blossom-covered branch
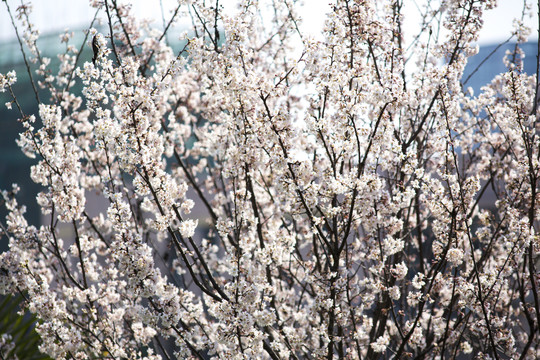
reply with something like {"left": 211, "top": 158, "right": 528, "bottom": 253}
{"left": 0, "top": 0, "right": 539, "bottom": 359}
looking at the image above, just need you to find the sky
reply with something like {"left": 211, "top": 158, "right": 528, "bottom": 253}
{"left": 475, "top": 0, "right": 538, "bottom": 45}
{"left": 0, "top": 0, "right": 537, "bottom": 48}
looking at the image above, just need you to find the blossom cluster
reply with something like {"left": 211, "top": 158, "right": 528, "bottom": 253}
{"left": 0, "top": 0, "right": 539, "bottom": 359}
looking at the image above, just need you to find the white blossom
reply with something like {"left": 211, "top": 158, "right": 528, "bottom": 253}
{"left": 0, "top": 0, "right": 538, "bottom": 359}
{"left": 371, "top": 334, "right": 390, "bottom": 353}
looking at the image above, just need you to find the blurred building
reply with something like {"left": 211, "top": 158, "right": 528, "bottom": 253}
{"left": 463, "top": 41, "right": 538, "bottom": 93}
{"left": 462, "top": 41, "right": 538, "bottom": 210}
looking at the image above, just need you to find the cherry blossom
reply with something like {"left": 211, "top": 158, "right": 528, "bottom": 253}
{"left": 0, "top": 0, "right": 539, "bottom": 359}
